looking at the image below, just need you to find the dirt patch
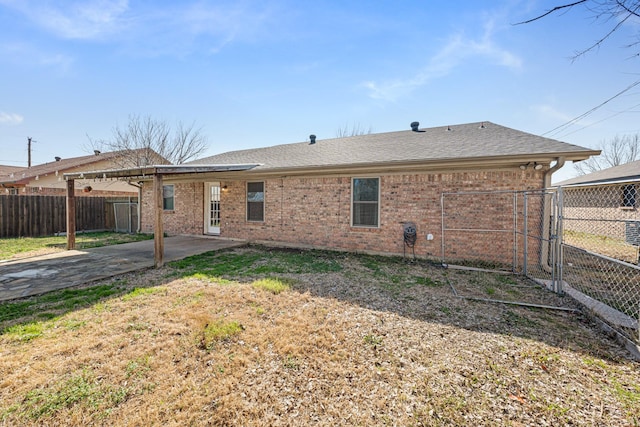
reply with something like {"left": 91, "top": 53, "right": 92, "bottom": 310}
{"left": 0, "top": 247, "right": 638, "bottom": 426}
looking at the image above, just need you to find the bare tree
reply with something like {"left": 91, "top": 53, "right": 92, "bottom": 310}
{"left": 335, "top": 123, "right": 373, "bottom": 138}
{"left": 88, "top": 115, "right": 209, "bottom": 167}
{"left": 516, "top": 1, "right": 640, "bottom": 60}
{"left": 574, "top": 133, "right": 640, "bottom": 174}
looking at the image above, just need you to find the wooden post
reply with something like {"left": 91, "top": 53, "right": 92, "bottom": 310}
{"left": 66, "top": 179, "right": 76, "bottom": 250}
{"left": 153, "top": 173, "right": 164, "bottom": 268}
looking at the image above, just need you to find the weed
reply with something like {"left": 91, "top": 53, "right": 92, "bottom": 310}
{"left": 415, "top": 276, "right": 443, "bottom": 287}
{"left": 199, "top": 320, "right": 244, "bottom": 350}
{"left": 503, "top": 310, "right": 537, "bottom": 328}
{"left": 61, "top": 318, "right": 86, "bottom": 331}
{"left": 121, "top": 287, "right": 166, "bottom": 301}
{"left": 170, "top": 246, "right": 342, "bottom": 279}
{"left": 126, "top": 321, "right": 150, "bottom": 332}
{"left": 19, "top": 369, "right": 130, "bottom": 420}
{"left": 363, "top": 333, "right": 383, "bottom": 347}
{"left": 3, "top": 322, "right": 45, "bottom": 342}
{"left": 485, "top": 286, "right": 496, "bottom": 296}
{"left": 0, "top": 284, "right": 123, "bottom": 325}
{"left": 24, "top": 371, "right": 96, "bottom": 418}
{"left": 125, "top": 356, "right": 152, "bottom": 379}
{"left": 251, "top": 277, "right": 293, "bottom": 294}
{"left": 438, "top": 306, "right": 452, "bottom": 315}
{"left": 283, "top": 355, "right": 300, "bottom": 370}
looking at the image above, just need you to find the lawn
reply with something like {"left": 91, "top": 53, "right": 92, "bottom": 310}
{"left": 0, "top": 246, "right": 638, "bottom": 426}
{"left": 0, "top": 232, "right": 154, "bottom": 260}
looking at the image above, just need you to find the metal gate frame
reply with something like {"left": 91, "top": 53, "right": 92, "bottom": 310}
{"left": 113, "top": 202, "right": 138, "bottom": 234}
{"left": 441, "top": 189, "right": 563, "bottom": 292}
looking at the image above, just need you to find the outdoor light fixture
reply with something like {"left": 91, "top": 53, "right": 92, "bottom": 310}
{"left": 519, "top": 162, "right": 544, "bottom": 170}
{"left": 222, "top": 185, "right": 228, "bottom": 191}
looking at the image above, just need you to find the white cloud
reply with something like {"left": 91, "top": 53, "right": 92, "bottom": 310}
{"left": 0, "top": 0, "right": 276, "bottom": 56}
{"left": 0, "top": 112, "right": 24, "bottom": 125}
{"left": 0, "top": 42, "right": 74, "bottom": 72}
{"left": 0, "top": 0, "right": 130, "bottom": 40}
{"left": 363, "top": 15, "right": 522, "bottom": 102}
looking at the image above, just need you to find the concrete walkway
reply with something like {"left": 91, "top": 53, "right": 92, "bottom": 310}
{"left": 0, "top": 236, "right": 246, "bottom": 302}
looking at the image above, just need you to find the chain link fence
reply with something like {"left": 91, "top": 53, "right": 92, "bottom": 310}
{"left": 441, "top": 190, "right": 565, "bottom": 308}
{"left": 441, "top": 186, "right": 640, "bottom": 349}
{"left": 559, "top": 182, "right": 640, "bottom": 345}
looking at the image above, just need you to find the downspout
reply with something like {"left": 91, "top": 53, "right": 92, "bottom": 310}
{"left": 128, "top": 181, "right": 143, "bottom": 233}
{"left": 541, "top": 157, "right": 565, "bottom": 273}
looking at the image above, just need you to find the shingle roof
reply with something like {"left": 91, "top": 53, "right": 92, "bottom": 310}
{"left": 555, "top": 159, "right": 640, "bottom": 186}
{"left": 0, "top": 149, "right": 167, "bottom": 185}
{"left": 189, "top": 121, "right": 598, "bottom": 172}
{"left": 0, "top": 165, "right": 25, "bottom": 178}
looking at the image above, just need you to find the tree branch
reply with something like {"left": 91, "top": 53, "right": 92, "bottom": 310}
{"left": 514, "top": 0, "right": 588, "bottom": 25}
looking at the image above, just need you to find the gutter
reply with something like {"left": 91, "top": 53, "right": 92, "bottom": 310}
{"left": 541, "top": 157, "right": 565, "bottom": 276}
{"left": 127, "top": 181, "right": 143, "bottom": 233}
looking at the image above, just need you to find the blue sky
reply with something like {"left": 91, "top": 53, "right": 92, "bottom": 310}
{"left": 1, "top": 0, "right": 638, "bottom": 182}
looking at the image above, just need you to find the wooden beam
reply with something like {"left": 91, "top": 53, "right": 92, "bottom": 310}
{"left": 66, "top": 179, "right": 76, "bottom": 250}
{"left": 153, "top": 173, "right": 164, "bottom": 268}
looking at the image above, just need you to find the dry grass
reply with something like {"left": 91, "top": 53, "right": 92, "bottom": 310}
{"left": 0, "top": 246, "right": 638, "bottom": 426}
{"left": 564, "top": 229, "right": 639, "bottom": 265}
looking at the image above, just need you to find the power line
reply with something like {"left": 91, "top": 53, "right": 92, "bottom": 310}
{"left": 553, "top": 101, "right": 640, "bottom": 139}
{"left": 543, "top": 79, "right": 640, "bottom": 138}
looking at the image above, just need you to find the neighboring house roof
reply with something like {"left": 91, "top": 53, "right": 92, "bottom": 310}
{"left": 0, "top": 165, "right": 25, "bottom": 177}
{"left": 189, "top": 121, "right": 599, "bottom": 173}
{"left": 555, "top": 160, "right": 640, "bottom": 186}
{"left": 0, "top": 149, "right": 168, "bottom": 186}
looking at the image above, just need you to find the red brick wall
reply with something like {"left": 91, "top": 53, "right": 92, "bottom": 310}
{"left": 140, "top": 182, "right": 204, "bottom": 235}
{"left": 139, "top": 169, "right": 546, "bottom": 262}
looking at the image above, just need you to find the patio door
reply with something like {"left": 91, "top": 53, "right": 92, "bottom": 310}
{"left": 205, "top": 182, "right": 221, "bottom": 235}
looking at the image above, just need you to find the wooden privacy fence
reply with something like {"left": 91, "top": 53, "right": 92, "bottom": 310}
{"left": 0, "top": 195, "right": 137, "bottom": 238}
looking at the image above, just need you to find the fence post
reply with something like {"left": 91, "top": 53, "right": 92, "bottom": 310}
{"left": 440, "top": 192, "right": 445, "bottom": 264}
{"left": 66, "top": 179, "right": 76, "bottom": 250}
{"left": 513, "top": 192, "right": 517, "bottom": 272}
{"left": 523, "top": 193, "right": 528, "bottom": 277}
{"left": 556, "top": 187, "right": 564, "bottom": 295}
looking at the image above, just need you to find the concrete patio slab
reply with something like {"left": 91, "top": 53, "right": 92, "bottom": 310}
{"left": 0, "top": 236, "right": 246, "bottom": 302}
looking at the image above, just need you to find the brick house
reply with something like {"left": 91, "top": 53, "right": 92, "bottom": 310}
{"left": 555, "top": 160, "right": 639, "bottom": 250}
{"left": 0, "top": 149, "right": 166, "bottom": 196}
{"left": 130, "top": 121, "right": 598, "bottom": 263}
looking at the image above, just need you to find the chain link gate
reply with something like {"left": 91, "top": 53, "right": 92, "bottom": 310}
{"left": 441, "top": 190, "right": 560, "bottom": 281}
{"left": 113, "top": 202, "right": 138, "bottom": 234}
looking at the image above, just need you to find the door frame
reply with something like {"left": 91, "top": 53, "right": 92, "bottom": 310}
{"left": 204, "top": 182, "right": 221, "bottom": 235}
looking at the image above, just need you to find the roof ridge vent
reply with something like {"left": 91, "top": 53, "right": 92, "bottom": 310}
{"left": 55, "top": 156, "right": 61, "bottom": 161}
{"left": 309, "top": 134, "right": 316, "bottom": 144}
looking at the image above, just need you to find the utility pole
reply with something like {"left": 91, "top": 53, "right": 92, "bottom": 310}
{"left": 27, "top": 137, "right": 32, "bottom": 167}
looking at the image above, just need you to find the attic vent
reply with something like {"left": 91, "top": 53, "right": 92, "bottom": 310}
{"left": 55, "top": 156, "right": 61, "bottom": 161}
{"left": 479, "top": 122, "right": 486, "bottom": 129}
{"left": 309, "top": 134, "right": 316, "bottom": 144}
{"left": 410, "top": 122, "right": 420, "bottom": 131}
{"left": 94, "top": 150, "right": 101, "bottom": 156}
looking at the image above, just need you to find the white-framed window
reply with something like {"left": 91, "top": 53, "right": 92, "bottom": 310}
{"left": 621, "top": 184, "right": 637, "bottom": 208}
{"left": 163, "top": 184, "right": 174, "bottom": 211}
{"left": 352, "top": 177, "right": 379, "bottom": 227}
{"left": 247, "top": 181, "right": 264, "bottom": 222}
